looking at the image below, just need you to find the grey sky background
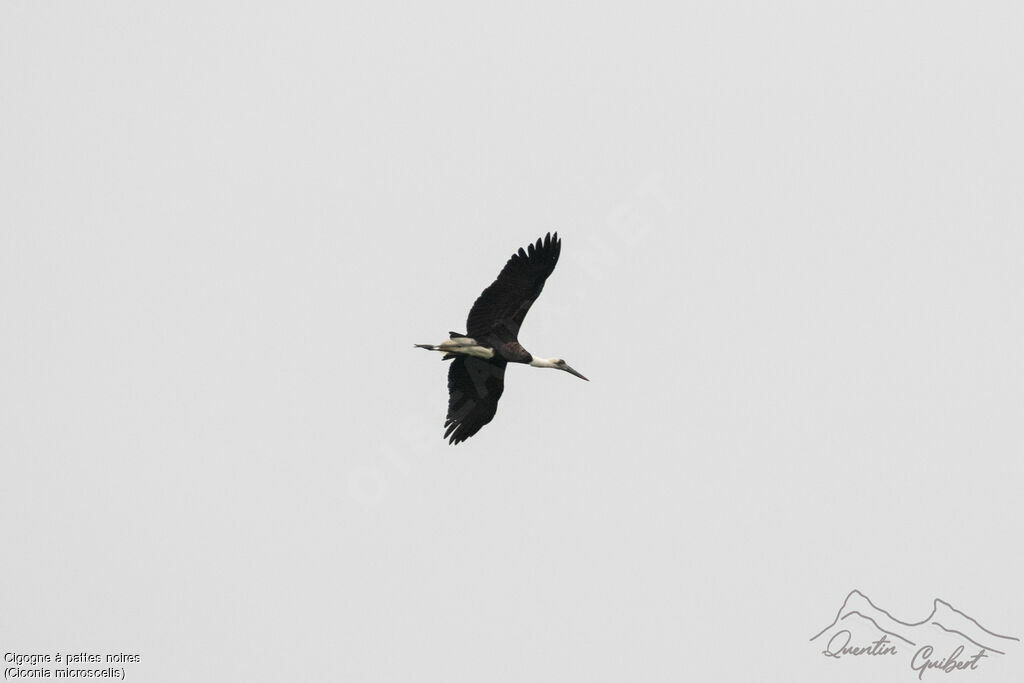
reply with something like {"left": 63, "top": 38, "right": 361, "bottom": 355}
{"left": 2, "top": 2, "right": 1022, "bottom": 681}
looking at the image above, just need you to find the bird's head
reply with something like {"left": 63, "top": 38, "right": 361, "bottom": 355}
{"left": 557, "top": 359, "right": 589, "bottom": 381}
{"left": 532, "top": 356, "right": 589, "bottom": 381}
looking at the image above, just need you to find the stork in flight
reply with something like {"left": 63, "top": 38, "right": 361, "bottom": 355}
{"left": 415, "top": 232, "right": 588, "bottom": 444}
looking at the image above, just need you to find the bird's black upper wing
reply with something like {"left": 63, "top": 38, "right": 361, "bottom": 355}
{"left": 466, "top": 232, "right": 561, "bottom": 340}
{"left": 444, "top": 356, "right": 507, "bottom": 444}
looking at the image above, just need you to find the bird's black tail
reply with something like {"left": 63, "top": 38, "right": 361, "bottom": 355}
{"left": 416, "top": 332, "right": 464, "bottom": 350}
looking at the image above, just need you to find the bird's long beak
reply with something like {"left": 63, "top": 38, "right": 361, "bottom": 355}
{"left": 563, "top": 365, "right": 589, "bottom": 381}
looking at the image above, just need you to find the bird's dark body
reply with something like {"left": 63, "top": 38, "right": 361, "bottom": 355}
{"left": 491, "top": 339, "right": 533, "bottom": 364}
{"left": 427, "top": 233, "right": 564, "bottom": 444}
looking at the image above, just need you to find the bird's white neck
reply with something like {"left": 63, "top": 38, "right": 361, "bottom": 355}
{"left": 529, "top": 357, "right": 559, "bottom": 369}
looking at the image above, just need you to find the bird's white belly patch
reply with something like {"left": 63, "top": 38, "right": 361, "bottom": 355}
{"left": 439, "top": 338, "right": 495, "bottom": 359}
{"left": 462, "top": 346, "right": 496, "bottom": 359}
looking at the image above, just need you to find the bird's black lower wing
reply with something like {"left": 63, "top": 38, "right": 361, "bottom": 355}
{"left": 444, "top": 356, "right": 507, "bottom": 444}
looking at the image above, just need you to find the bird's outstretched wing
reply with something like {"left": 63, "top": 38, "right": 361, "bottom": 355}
{"left": 466, "top": 232, "right": 561, "bottom": 339}
{"left": 444, "top": 356, "right": 507, "bottom": 444}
